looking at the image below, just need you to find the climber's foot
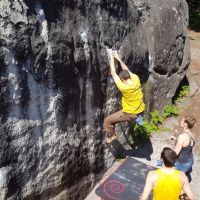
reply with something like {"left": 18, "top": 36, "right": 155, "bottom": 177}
{"left": 106, "top": 134, "right": 117, "bottom": 144}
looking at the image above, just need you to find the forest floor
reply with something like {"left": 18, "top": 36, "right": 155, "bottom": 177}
{"left": 85, "top": 30, "right": 200, "bottom": 200}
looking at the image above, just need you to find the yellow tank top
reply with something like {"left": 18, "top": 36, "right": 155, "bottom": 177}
{"left": 115, "top": 73, "right": 145, "bottom": 114}
{"left": 153, "top": 169, "right": 182, "bottom": 200}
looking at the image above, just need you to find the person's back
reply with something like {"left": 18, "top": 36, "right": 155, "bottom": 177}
{"left": 116, "top": 72, "right": 145, "bottom": 114}
{"left": 140, "top": 147, "right": 194, "bottom": 200}
{"left": 153, "top": 169, "right": 181, "bottom": 200}
{"left": 177, "top": 132, "right": 195, "bottom": 164}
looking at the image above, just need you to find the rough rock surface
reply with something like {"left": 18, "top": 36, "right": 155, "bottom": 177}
{"left": 0, "top": 0, "right": 190, "bottom": 199}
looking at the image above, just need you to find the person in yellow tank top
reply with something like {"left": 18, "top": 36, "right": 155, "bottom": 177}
{"left": 103, "top": 50, "right": 145, "bottom": 143}
{"left": 140, "top": 147, "right": 194, "bottom": 200}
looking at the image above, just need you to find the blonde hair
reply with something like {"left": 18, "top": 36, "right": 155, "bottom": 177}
{"left": 185, "top": 116, "right": 196, "bottom": 129}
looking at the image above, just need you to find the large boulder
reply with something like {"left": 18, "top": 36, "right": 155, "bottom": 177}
{"left": 0, "top": 0, "right": 190, "bottom": 199}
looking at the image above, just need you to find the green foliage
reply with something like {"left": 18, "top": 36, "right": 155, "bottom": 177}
{"left": 143, "top": 120, "right": 160, "bottom": 134}
{"left": 150, "top": 110, "right": 164, "bottom": 125}
{"left": 132, "top": 105, "right": 180, "bottom": 143}
{"left": 142, "top": 111, "right": 163, "bottom": 135}
{"left": 132, "top": 122, "right": 151, "bottom": 144}
{"left": 175, "top": 85, "right": 189, "bottom": 103}
{"left": 186, "top": 0, "right": 200, "bottom": 30}
{"left": 132, "top": 110, "right": 163, "bottom": 144}
{"left": 163, "top": 105, "right": 180, "bottom": 118}
{"left": 131, "top": 84, "right": 188, "bottom": 144}
{"left": 179, "top": 85, "right": 189, "bottom": 98}
{"left": 134, "top": 110, "right": 163, "bottom": 138}
{"left": 115, "top": 158, "right": 123, "bottom": 162}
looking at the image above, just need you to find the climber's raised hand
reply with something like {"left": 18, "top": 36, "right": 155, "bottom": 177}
{"left": 107, "top": 49, "right": 113, "bottom": 58}
{"left": 113, "top": 51, "right": 121, "bottom": 61}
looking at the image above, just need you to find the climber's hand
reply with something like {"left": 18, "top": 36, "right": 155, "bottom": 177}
{"left": 113, "top": 51, "right": 121, "bottom": 61}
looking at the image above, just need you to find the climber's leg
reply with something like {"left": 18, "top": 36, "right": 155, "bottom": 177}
{"left": 103, "top": 110, "right": 137, "bottom": 143}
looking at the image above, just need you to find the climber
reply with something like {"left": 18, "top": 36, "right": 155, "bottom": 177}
{"left": 103, "top": 50, "right": 145, "bottom": 143}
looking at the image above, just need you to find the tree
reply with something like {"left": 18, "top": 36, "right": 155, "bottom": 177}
{"left": 186, "top": 0, "right": 200, "bottom": 30}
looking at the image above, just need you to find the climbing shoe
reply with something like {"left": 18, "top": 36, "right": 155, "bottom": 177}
{"left": 106, "top": 132, "right": 117, "bottom": 143}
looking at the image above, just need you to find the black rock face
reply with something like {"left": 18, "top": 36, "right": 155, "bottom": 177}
{"left": 0, "top": 0, "right": 189, "bottom": 199}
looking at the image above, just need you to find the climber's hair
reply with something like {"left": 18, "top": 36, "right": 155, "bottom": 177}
{"left": 184, "top": 115, "right": 196, "bottom": 129}
{"left": 161, "top": 147, "right": 177, "bottom": 167}
{"left": 119, "top": 70, "right": 130, "bottom": 80}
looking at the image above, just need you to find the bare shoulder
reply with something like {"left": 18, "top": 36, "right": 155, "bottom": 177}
{"left": 179, "top": 171, "right": 188, "bottom": 183}
{"left": 148, "top": 170, "right": 157, "bottom": 176}
{"left": 179, "top": 171, "right": 186, "bottom": 176}
{"left": 178, "top": 132, "right": 192, "bottom": 143}
{"left": 145, "top": 170, "right": 158, "bottom": 187}
{"left": 147, "top": 170, "right": 158, "bottom": 180}
{"left": 177, "top": 133, "right": 186, "bottom": 141}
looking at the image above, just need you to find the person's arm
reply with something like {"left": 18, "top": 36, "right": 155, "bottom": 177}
{"left": 108, "top": 50, "right": 120, "bottom": 81}
{"left": 180, "top": 172, "right": 194, "bottom": 200}
{"left": 174, "top": 134, "right": 184, "bottom": 155}
{"left": 140, "top": 171, "right": 154, "bottom": 200}
{"left": 113, "top": 51, "right": 129, "bottom": 71}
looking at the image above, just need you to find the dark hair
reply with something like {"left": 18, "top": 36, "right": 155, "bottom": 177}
{"left": 161, "top": 147, "right": 177, "bottom": 167}
{"left": 185, "top": 116, "right": 196, "bottom": 129}
{"left": 119, "top": 70, "right": 130, "bottom": 80}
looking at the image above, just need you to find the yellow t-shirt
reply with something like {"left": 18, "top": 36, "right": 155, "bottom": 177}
{"left": 153, "top": 169, "right": 182, "bottom": 200}
{"left": 115, "top": 73, "right": 145, "bottom": 114}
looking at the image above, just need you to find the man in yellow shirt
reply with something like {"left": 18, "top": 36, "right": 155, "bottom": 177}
{"left": 103, "top": 51, "right": 145, "bottom": 143}
{"left": 140, "top": 147, "right": 194, "bottom": 200}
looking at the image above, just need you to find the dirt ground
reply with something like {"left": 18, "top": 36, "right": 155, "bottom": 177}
{"left": 85, "top": 30, "right": 200, "bottom": 200}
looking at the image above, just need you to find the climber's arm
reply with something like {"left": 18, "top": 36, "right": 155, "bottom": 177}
{"left": 109, "top": 50, "right": 120, "bottom": 81}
